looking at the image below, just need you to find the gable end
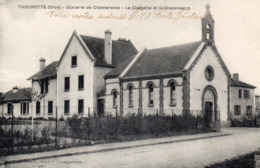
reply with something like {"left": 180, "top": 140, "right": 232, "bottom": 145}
{"left": 57, "top": 31, "right": 95, "bottom": 67}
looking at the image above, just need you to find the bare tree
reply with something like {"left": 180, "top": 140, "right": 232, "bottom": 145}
{"left": 21, "top": 88, "right": 45, "bottom": 141}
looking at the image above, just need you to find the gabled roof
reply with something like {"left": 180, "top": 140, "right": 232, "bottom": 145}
{"left": 231, "top": 79, "right": 256, "bottom": 89}
{"left": 2, "top": 88, "right": 32, "bottom": 103}
{"left": 28, "top": 61, "right": 58, "bottom": 80}
{"left": 57, "top": 31, "right": 137, "bottom": 68}
{"left": 106, "top": 41, "right": 201, "bottom": 80}
{"left": 79, "top": 35, "right": 138, "bottom": 66}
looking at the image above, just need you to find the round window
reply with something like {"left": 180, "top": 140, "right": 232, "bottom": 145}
{"left": 205, "top": 65, "right": 214, "bottom": 81}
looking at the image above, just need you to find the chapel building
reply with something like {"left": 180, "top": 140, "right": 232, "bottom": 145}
{"left": 103, "top": 5, "right": 244, "bottom": 125}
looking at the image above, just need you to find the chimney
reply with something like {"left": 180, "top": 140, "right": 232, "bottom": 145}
{"left": 12, "top": 86, "right": 19, "bottom": 93}
{"left": 39, "top": 58, "right": 46, "bottom": 71}
{"left": 104, "top": 29, "right": 112, "bottom": 64}
{"left": 233, "top": 73, "right": 239, "bottom": 81}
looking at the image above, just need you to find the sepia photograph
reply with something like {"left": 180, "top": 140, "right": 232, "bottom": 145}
{"left": 0, "top": 0, "right": 260, "bottom": 167}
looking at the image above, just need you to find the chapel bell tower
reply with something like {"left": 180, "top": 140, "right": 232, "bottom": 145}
{"left": 201, "top": 4, "right": 215, "bottom": 45}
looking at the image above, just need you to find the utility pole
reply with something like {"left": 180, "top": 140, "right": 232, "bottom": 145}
{"left": 11, "top": 105, "right": 14, "bottom": 152}
{"left": 30, "top": 91, "right": 45, "bottom": 141}
{"left": 31, "top": 102, "right": 34, "bottom": 141}
{"left": 55, "top": 106, "right": 57, "bottom": 148}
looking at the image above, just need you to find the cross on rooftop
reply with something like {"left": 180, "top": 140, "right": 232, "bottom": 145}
{"left": 206, "top": 4, "right": 210, "bottom": 11}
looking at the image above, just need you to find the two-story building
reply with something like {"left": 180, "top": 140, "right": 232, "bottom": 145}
{"left": 28, "top": 58, "right": 58, "bottom": 119}
{"left": 28, "top": 30, "right": 137, "bottom": 119}
{"left": 255, "top": 95, "right": 260, "bottom": 116}
{"left": 230, "top": 73, "right": 256, "bottom": 120}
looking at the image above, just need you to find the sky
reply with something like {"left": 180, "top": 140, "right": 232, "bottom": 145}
{"left": 0, "top": 0, "right": 260, "bottom": 94}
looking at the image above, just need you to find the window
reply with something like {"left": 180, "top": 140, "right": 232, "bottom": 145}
{"left": 20, "top": 102, "right": 29, "bottom": 115}
{"left": 205, "top": 65, "right": 214, "bottom": 81}
{"left": 40, "top": 80, "right": 44, "bottom": 94}
{"left": 45, "top": 80, "right": 48, "bottom": 93}
{"left": 78, "top": 75, "right": 84, "bottom": 90}
{"left": 64, "top": 100, "right": 70, "bottom": 114}
{"left": 169, "top": 82, "right": 176, "bottom": 106}
{"left": 48, "top": 101, "right": 53, "bottom": 114}
{"left": 244, "top": 90, "right": 250, "bottom": 98}
{"left": 206, "top": 24, "right": 211, "bottom": 40}
{"left": 238, "top": 89, "right": 242, "bottom": 98}
{"left": 246, "top": 106, "right": 252, "bottom": 116}
{"left": 234, "top": 105, "right": 241, "bottom": 115}
{"left": 128, "top": 85, "right": 133, "bottom": 107}
{"left": 148, "top": 83, "right": 154, "bottom": 106}
{"left": 36, "top": 102, "right": 40, "bottom": 114}
{"left": 78, "top": 99, "right": 84, "bottom": 114}
{"left": 71, "top": 56, "right": 77, "bottom": 67}
{"left": 7, "top": 103, "right": 13, "bottom": 114}
{"left": 112, "top": 90, "right": 118, "bottom": 107}
{"left": 40, "top": 79, "right": 48, "bottom": 93}
{"left": 64, "top": 77, "right": 70, "bottom": 91}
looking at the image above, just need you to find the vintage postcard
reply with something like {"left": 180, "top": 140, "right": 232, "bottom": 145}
{"left": 0, "top": 0, "right": 260, "bottom": 167}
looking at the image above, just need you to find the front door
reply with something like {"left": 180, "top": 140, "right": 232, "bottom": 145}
{"left": 97, "top": 99, "right": 104, "bottom": 117}
{"left": 205, "top": 102, "right": 213, "bottom": 128}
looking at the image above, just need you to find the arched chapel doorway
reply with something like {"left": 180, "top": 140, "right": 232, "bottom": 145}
{"left": 202, "top": 86, "right": 218, "bottom": 129}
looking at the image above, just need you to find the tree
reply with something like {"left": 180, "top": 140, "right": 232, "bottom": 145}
{"left": 21, "top": 88, "right": 45, "bottom": 141}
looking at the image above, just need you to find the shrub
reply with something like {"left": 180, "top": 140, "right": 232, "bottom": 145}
{"left": 64, "top": 113, "right": 206, "bottom": 142}
{"left": 34, "top": 117, "right": 47, "bottom": 121}
{"left": 59, "top": 115, "right": 64, "bottom": 121}
{"left": 48, "top": 117, "right": 56, "bottom": 121}
{"left": 41, "top": 126, "right": 51, "bottom": 146}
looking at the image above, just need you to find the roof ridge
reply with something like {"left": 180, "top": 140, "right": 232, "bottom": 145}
{"left": 147, "top": 41, "right": 202, "bottom": 51}
{"left": 119, "top": 48, "right": 146, "bottom": 79}
{"left": 79, "top": 34, "right": 131, "bottom": 43}
{"left": 104, "top": 54, "right": 137, "bottom": 78}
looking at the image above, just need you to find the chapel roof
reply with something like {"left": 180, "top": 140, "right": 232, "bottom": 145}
{"left": 105, "top": 41, "right": 201, "bottom": 79}
{"left": 104, "top": 54, "right": 136, "bottom": 78}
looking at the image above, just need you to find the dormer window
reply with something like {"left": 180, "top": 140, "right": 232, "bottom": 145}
{"left": 71, "top": 56, "right": 77, "bottom": 67}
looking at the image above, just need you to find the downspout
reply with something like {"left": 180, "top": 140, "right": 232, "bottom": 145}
{"left": 56, "top": 69, "right": 59, "bottom": 120}
{"left": 119, "top": 78, "right": 123, "bottom": 116}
